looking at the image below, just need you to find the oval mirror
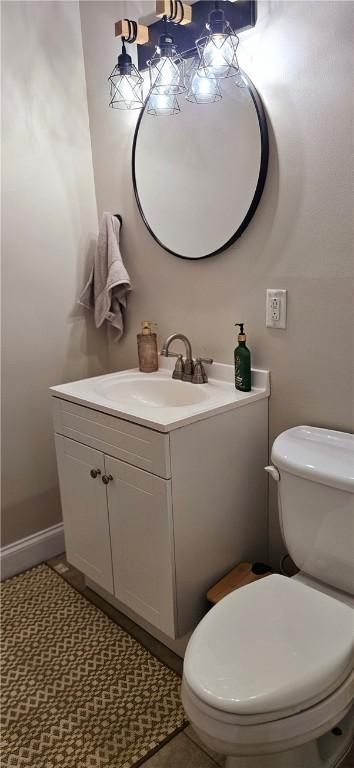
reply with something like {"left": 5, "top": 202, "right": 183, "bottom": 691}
{"left": 132, "top": 74, "right": 268, "bottom": 260}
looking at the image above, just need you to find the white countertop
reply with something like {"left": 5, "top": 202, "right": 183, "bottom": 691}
{"left": 50, "top": 357, "right": 270, "bottom": 432}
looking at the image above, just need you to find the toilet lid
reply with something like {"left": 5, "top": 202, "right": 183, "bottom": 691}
{"left": 183, "top": 575, "right": 354, "bottom": 716}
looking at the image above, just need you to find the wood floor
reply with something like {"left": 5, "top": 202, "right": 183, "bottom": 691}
{"left": 47, "top": 555, "right": 354, "bottom": 768}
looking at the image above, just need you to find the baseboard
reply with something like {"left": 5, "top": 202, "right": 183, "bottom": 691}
{"left": 0, "top": 523, "right": 65, "bottom": 581}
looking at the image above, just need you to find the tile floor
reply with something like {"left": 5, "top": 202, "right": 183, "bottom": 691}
{"left": 47, "top": 555, "right": 354, "bottom": 768}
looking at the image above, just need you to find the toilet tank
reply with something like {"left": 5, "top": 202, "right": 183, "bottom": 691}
{"left": 271, "top": 426, "right": 354, "bottom": 595}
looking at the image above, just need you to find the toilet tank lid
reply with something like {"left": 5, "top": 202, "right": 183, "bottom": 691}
{"left": 272, "top": 426, "right": 354, "bottom": 493}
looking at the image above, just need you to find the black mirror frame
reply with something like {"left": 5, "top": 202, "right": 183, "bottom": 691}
{"left": 131, "top": 75, "right": 269, "bottom": 260}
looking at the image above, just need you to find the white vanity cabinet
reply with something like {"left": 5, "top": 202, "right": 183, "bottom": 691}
{"left": 53, "top": 401, "right": 176, "bottom": 636}
{"left": 55, "top": 439, "right": 176, "bottom": 637}
{"left": 52, "top": 364, "right": 270, "bottom": 642}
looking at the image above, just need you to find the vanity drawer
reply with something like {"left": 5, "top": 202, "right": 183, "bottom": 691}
{"left": 52, "top": 398, "right": 171, "bottom": 478}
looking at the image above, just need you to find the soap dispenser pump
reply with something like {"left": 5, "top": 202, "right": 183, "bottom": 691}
{"left": 137, "top": 321, "right": 158, "bottom": 373}
{"left": 234, "top": 323, "right": 251, "bottom": 392}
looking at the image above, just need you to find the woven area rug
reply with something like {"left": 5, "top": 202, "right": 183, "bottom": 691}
{"left": 1, "top": 565, "right": 187, "bottom": 768}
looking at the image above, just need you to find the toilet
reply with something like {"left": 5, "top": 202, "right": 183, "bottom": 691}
{"left": 182, "top": 426, "right": 354, "bottom": 768}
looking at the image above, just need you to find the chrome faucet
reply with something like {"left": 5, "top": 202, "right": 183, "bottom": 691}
{"left": 161, "top": 333, "right": 213, "bottom": 383}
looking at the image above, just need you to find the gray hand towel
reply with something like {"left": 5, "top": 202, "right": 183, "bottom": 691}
{"left": 79, "top": 213, "right": 131, "bottom": 340}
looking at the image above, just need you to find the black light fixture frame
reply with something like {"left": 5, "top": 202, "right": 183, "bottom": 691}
{"left": 132, "top": 71, "right": 269, "bottom": 260}
{"left": 138, "top": 0, "right": 256, "bottom": 72}
{"left": 109, "top": 19, "right": 144, "bottom": 110}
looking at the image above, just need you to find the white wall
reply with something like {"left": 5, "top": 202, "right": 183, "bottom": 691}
{"left": 80, "top": 0, "right": 354, "bottom": 567}
{"left": 1, "top": 1, "right": 108, "bottom": 546}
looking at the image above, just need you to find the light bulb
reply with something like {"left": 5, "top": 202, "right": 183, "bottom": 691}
{"left": 185, "top": 65, "right": 222, "bottom": 104}
{"left": 118, "top": 77, "right": 135, "bottom": 106}
{"left": 151, "top": 93, "right": 169, "bottom": 109}
{"left": 147, "top": 91, "right": 180, "bottom": 116}
{"left": 195, "top": 72, "right": 212, "bottom": 96}
{"left": 159, "top": 57, "right": 177, "bottom": 89}
{"left": 150, "top": 55, "right": 184, "bottom": 95}
{"left": 204, "top": 35, "right": 234, "bottom": 77}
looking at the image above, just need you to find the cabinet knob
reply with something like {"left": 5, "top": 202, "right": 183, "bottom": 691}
{"left": 102, "top": 474, "right": 113, "bottom": 485}
{"left": 90, "top": 468, "right": 101, "bottom": 479}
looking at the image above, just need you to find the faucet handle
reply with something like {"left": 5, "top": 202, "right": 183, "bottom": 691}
{"left": 172, "top": 354, "right": 184, "bottom": 380}
{"left": 197, "top": 357, "right": 213, "bottom": 365}
{"left": 161, "top": 349, "right": 179, "bottom": 358}
{"left": 193, "top": 358, "right": 213, "bottom": 384}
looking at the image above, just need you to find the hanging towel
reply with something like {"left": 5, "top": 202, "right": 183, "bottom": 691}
{"left": 79, "top": 213, "right": 131, "bottom": 340}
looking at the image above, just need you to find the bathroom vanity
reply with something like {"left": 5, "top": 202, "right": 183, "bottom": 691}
{"left": 51, "top": 359, "right": 270, "bottom": 644}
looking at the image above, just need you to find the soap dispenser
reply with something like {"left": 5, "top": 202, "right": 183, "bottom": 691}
{"left": 137, "top": 321, "right": 158, "bottom": 373}
{"left": 234, "top": 323, "right": 251, "bottom": 392}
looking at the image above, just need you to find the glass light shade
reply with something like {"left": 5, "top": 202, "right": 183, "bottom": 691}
{"left": 146, "top": 92, "right": 180, "bottom": 117}
{"left": 197, "top": 21, "right": 240, "bottom": 79}
{"left": 185, "top": 64, "right": 222, "bottom": 104}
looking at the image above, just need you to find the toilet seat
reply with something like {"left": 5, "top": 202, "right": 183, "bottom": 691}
{"left": 182, "top": 672, "right": 354, "bottom": 756}
{"left": 183, "top": 575, "right": 354, "bottom": 720}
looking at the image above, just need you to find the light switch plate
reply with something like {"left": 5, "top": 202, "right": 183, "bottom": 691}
{"left": 266, "top": 289, "right": 287, "bottom": 329}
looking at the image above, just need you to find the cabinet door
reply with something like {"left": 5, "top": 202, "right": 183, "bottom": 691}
{"left": 105, "top": 455, "right": 176, "bottom": 637}
{"left": 55, "top": 435, "right": 113, "bottom": 592}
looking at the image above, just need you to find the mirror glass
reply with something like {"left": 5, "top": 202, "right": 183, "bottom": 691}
{"left": 132, "top": 76, "right": 268, "bottom": 259}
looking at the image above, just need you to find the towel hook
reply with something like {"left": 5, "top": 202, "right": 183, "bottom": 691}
{"left": 114, "top": 213, "right": 122, "bottom": 227}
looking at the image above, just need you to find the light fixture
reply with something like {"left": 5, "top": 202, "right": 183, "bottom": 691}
{"left": 185, "top": 60, "right": 222, "bottom": 104}
{"left": 108, "top": 27, "right": 144, "bottom": 110}
{"left": 109, "top": 3, "right": 252, "bottom": 117}
{"left": 148, "top": 16, "right": 186, "bottom": 97}
{"left": 196, "top": 3, "right": 240, "bottom": 80}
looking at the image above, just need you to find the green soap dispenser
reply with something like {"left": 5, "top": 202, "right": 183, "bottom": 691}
{"left": 234, "top": 323, "right": 251, "bottom": 392}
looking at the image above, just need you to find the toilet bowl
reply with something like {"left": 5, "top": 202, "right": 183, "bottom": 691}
{"left": 182, "top": 427, "right": 354, "bottom": 768}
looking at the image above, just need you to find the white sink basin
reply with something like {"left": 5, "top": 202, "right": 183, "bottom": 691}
{"left": 97, "top": 375, "right": 209, "bottom": 408}
{"left": 50, "top": 358, "right": 270, "bottom": 432}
